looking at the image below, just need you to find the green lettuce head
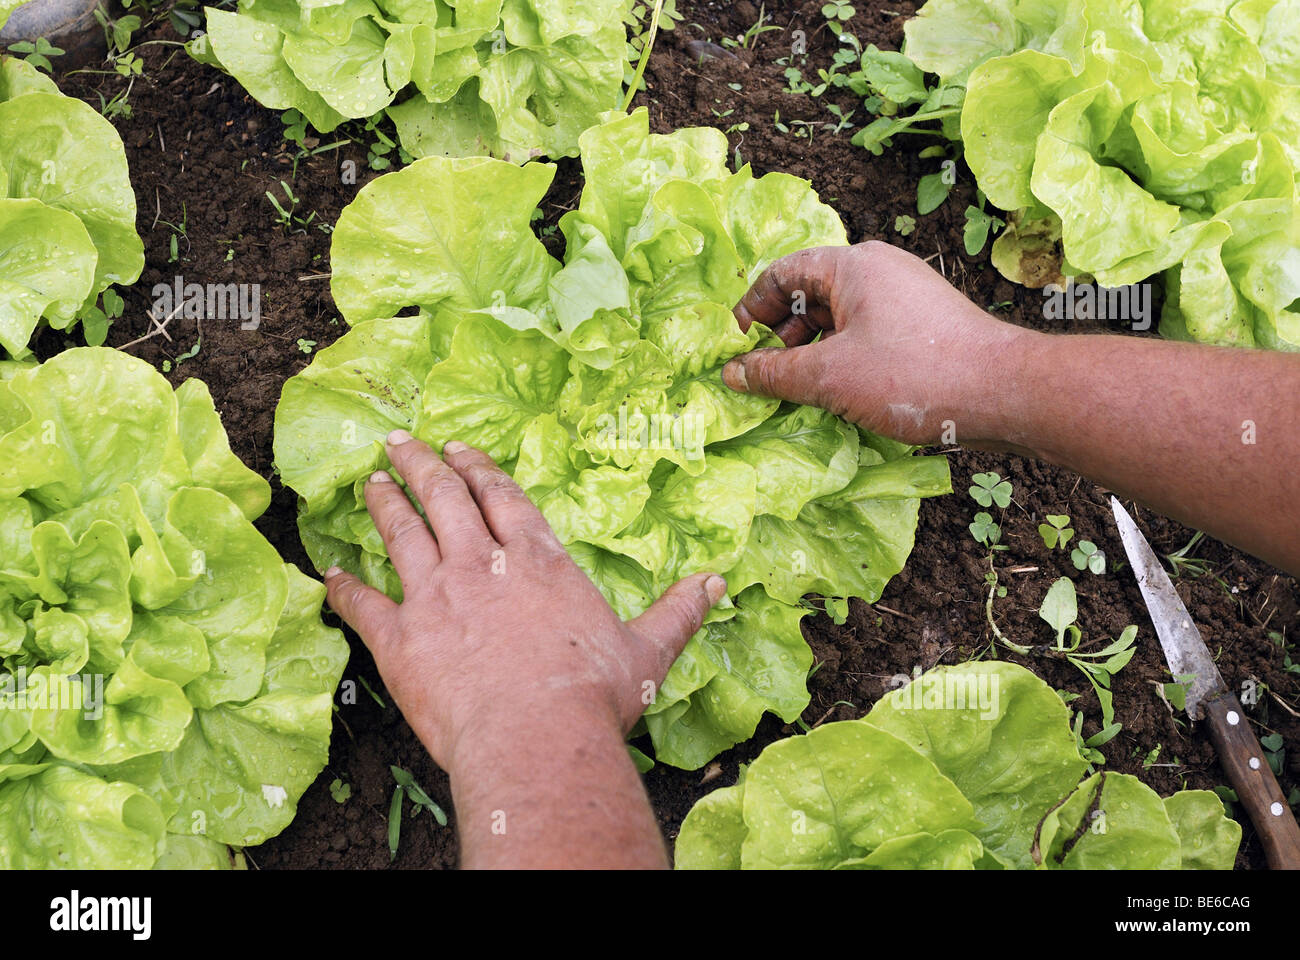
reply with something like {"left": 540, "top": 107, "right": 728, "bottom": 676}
{"left": 895, "top": 0, "right": 1300, "bottom": 350}
{"left": 274, "top": 109, "right": 951, "bottom": 771}
{"left": 197, "top": 0, "right": 631, "bottom": 163}
{"left": 676, "top": 662, "right": 1241, "bottom": 869}
{"left": 0, "top": 58, "right": 144, "bottom": 357}
{"left": 0, "top": 349, "right": 348, "bottom": 868}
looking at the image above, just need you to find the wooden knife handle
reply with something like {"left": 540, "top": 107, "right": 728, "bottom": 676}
{"left": 1204, "top": 692, "right": 1300, "bottom": 870}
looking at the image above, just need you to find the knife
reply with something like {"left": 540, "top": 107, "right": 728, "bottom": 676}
{"left": 1111, "top": 497, "right": 1300, "bottom": 869}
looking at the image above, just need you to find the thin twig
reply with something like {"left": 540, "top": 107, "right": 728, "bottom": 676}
{"left": 870, "top": 603, "right": 914, "bottom": 621}
{"left": 118, "top": 300, "right": 181, "bottom": 350}
{"left": 1270, "top": 690, "right": 1300, "bottom": 719}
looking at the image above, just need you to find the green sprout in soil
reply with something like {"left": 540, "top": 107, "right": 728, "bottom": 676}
{"left": 266, "top": 180, "right": 300, "bottom": 230}
{"left": 1260, "top": 733, "right": 1285, "bottom": 776}
{"left": 917, "top": 168, "right": 953, "bottom": 215}
{"left": 1165, "top": 530, "right": 1214, "bottom": 578}
{"left": 7, "top": 38, "right": 64, "bottom": 73}
{"left": 721, "top": 2, "right": 780, "bottom": 52}
{"left": 297, "top": 338, "right": 317, "bottom": 354}
{"left": 822, "top": 1, "right": 855, "bottom": 21}
{"left": 969, "top": 471, "right": 1012, "bottom": 509}
{"left": 95, "top": 7, "right": 142, "bottom": 53}
{"left": 1038, "top": 576, "right": 1137, "bottom": 763}
{"left": 1071, "top": 540, "right": 1106, "bottom": 575}
{"left": 388, "top": 765, "right": 448, "bottom": 861}
{"left": 969, "top": 512, "right": 1004, "bottom": 550}
{"left": 356, "top": 674, "right": 386, "bottom": 709}
{"left": 1038, "top": 514, "right": 1074, "bottom": 551}
{"left": 894, "top": 214, "right": 916, "bottom": 237}
{"left": 329, "top": 778, "right": 351, "bottom": 804}
{"left": 963, "top": 193, "right": 1005, "bottom": 256}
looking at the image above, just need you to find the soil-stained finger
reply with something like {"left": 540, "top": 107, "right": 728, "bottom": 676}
{"left": 441, "top": 441, "right": 549, "bottom": 545}
{"left": 364, "top": 470, "right": 441, "bottom": 588}
{"left": 734, "top": 246, "right": 842, "bottom": 332}
{"left": 385, "top": 430, "right": 495, "bottom": 557}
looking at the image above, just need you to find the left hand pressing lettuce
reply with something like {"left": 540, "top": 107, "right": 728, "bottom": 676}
{"left": 0, "top": 58, "right": 144, "bottom": 357}
{"left": 0, "top": 349, "right": 347, "bottom": 868}
{"left": 274, "top": 109, "right": 951, "bottom": 770}
{"left": 197, "top": 0, "right": 629, "bottom": 163}
{"left": 676, "top": 662, "right": 1240, "bottom": 869}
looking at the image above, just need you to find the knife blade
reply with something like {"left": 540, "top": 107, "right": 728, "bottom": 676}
{"left": 1110, "top": 497, "right": 1300, "bottom": 870}
{"left": 1110, "top": 497, "right": 1226, "bottom": 720}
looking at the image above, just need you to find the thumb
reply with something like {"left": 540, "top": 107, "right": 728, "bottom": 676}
{"left": 722, "top": 343, "right": 831, "bottom": 407}
{"left": 627, "top": 573, "right": 727, "bottom": 677}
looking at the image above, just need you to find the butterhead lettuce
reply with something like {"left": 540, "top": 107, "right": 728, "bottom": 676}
{"left": 0, "top": 58, "right": 144, "bottom": 357}
{"left": 676, "top": 662, "right": 1241, "bottom": 869}
{"left": 199, "top": 0, "right": 631, "bottom": 163}
{"left": 0, "top": 349, "right": 347, "bottom": 868}
{"left": 274, "top": 109, "right": 951, "bottom": 770}
{"left": 895, "top": 0, "right": 1300, "bottom": 349}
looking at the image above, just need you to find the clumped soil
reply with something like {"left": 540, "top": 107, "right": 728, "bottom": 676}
{"left": 40, "top": 0, "right": 1298, "bottom": 870}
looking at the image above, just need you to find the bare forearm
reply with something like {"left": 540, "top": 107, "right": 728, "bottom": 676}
{"left": 973, "top": 329, "right": 1300, "bottom": 575}
{"left": 446, "top": 704, "right": 668, "bottom": 869}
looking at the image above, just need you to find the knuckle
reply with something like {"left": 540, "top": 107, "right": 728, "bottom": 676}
{"left": 473, "top": 466, "right": 520, "bottom": 501}
{"left": 385, "top": 514, "right": 430, "bottom": 550}
{"left": 415, "top": 463, "right": 464, "bottom": 500}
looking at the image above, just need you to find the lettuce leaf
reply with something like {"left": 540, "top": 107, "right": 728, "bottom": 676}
{"left": 0, "top": 61, "right": 144, "bottom": 357}
{"left": 0, "top": 349, "right": 347, "bottom": 868}
{"left": 201, "top": 0, "right": 629, "bottom": 162}
{"left": 895, "top": 0, "right": 1300, "bottom": 349}
{"left": 275, "top": 110, "right": 950, "bottom": 769}
{"left": 676, "top": 662, "right": 1241, "bottom": 869}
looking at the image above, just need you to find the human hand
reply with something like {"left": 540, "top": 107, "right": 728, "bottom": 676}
{"left": 723, "top": 241, "right": 1029, "bottom": 445}
{"left": 322, "top": 431, "right": 725, "bottom": 777}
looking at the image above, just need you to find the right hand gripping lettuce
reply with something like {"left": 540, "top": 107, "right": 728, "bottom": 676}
{"left": 274, "top": 109, "right": 952, "bottom": 771}
{"left": 676, "top": 662, "right": 1241, "bottom": 869}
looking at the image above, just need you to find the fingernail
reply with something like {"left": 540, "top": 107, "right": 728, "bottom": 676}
{"left": 443, "top": 440, "right": 468, "bottom": 455}
{"left": 705, "top": 575, "right": 727, "bottom": 604}
{"left": 369, "top": 470, "right": 393, "bottom": 484}
{"left": 722, "top": 359, "right": 747, "bottom": 392}
{"left": 387, "top": 429, "right": 413, "bottom": 446}
{"left": 323, "top": 566, "right": 343, "bottom": 579}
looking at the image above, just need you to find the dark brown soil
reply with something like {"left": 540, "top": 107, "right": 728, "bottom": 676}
{"left": 36, "top": 0, "right": 1298, "bottom": 870}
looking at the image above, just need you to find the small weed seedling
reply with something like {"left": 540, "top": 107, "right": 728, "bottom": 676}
{"left": 266, "top": 180, "right": 300, "bottom": 229}
{"left": 95, "top": 7, "right": 142, "bottom": 53}
{"left": 7, "top": 38, "right": 64, "bottom": 72}
{"left": 356, "top": 674, "right": 386, "bottom": 709}
{"left": 894, "top": 214, "right": 916, "bottom": 237}
{"left": 722, "top": 3, "right": 780, "bottom": 51}
{"left": 328, "top": 778, "right": 351, "bottom": 803}
{"left": 1260, "top": 732, "right": 1285, "bottom": 776}
{"left": 1038, "top": 514, "right": 1074, "bottom": 550}
{"left": 1039, "top": 577, "right": 1137, "bottom": 759}
{"left": 1166, "top": 531, "right": 1214, "bottom": 578}
{"left": 388, "top": 765, "right": 448, "bottom": 861}
{"left": 969, "top": 512, "right": 1004, "bottom": 550}
{"left": 1072, "top": 540, "right": 1106, "bottom": 575}
{"left": 823, "top": 1, "right": 855, "bottom": 20}
{"left": 963, "top": 193, "right": 1005, "bottom": 256}
{"left": 297, "top": 338, "right": 316, "bottom": 354}
{"left": 969, "top": 472, "right": 1013, "bottom": 509}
